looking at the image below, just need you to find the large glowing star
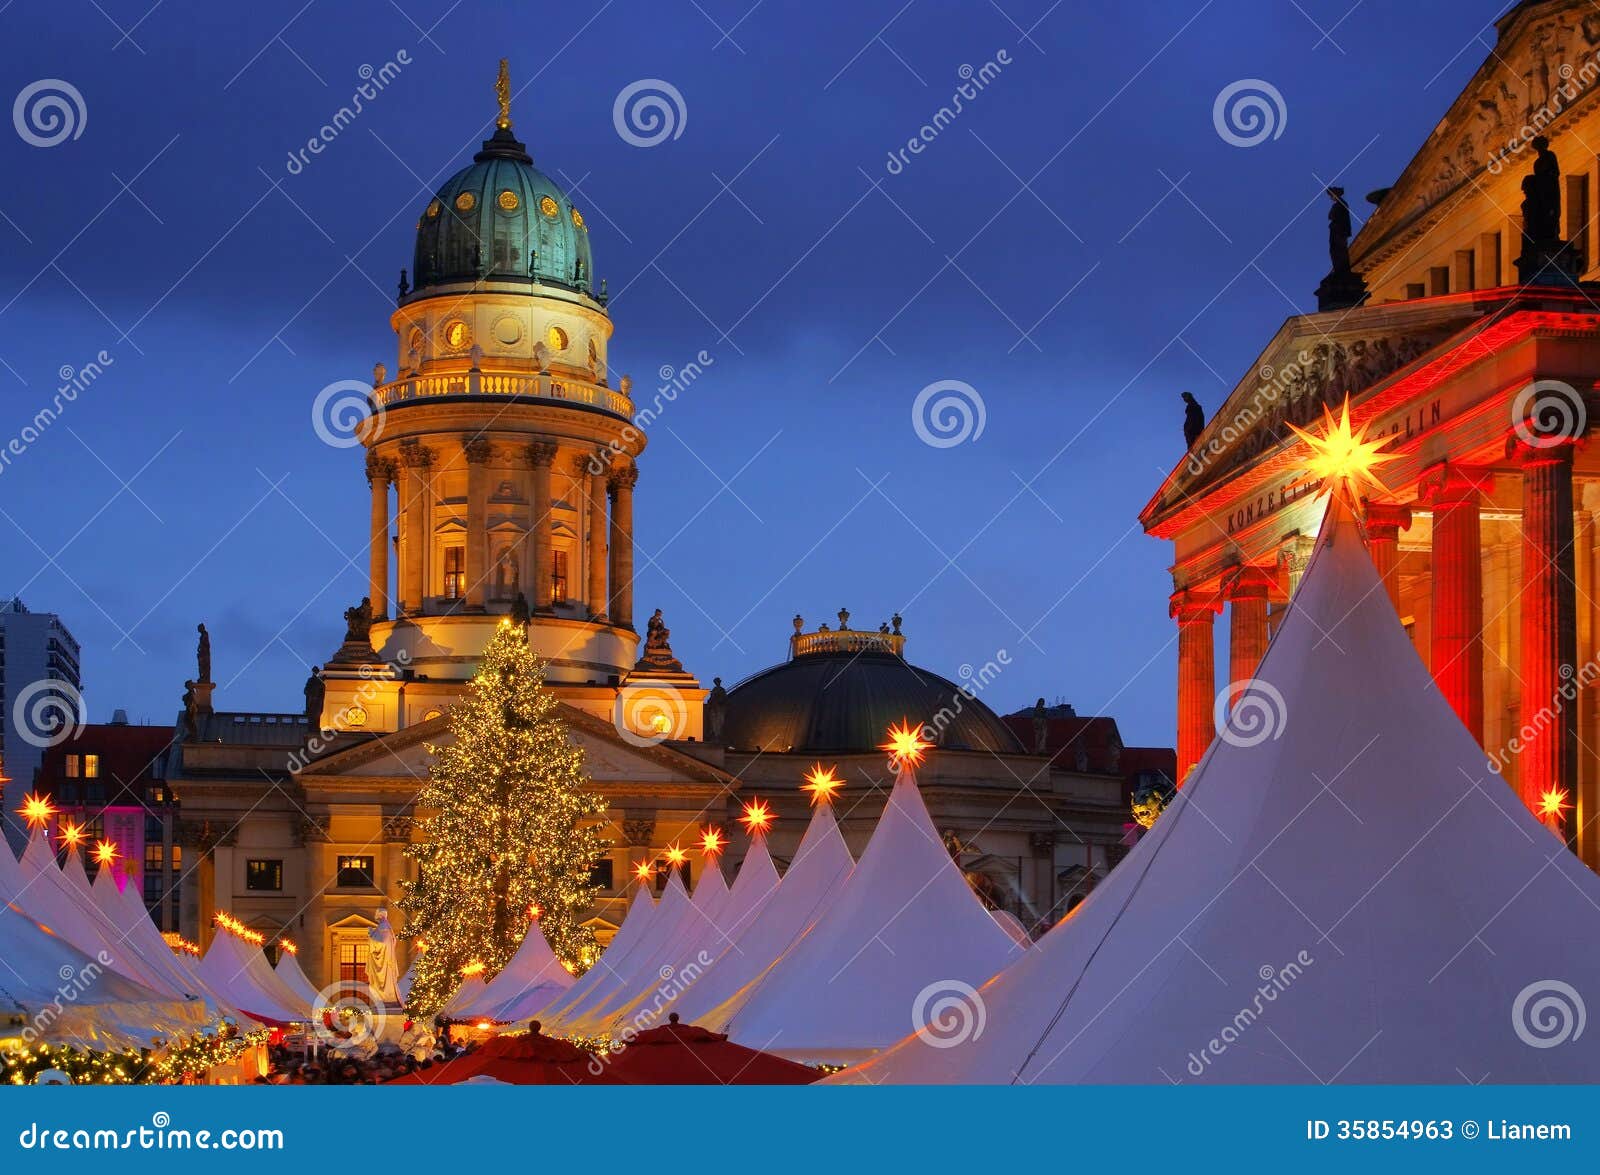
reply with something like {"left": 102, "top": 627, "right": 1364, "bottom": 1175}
{"left": 92, "top": 841, "right": 118, "bottom": 866}
{"left": 881, "top": 722, "right": 931, "bottom": 768}
{"left": 18, "top": 793, "right": 54, "bottom": 829}
{"left": 59, "top": 821, "right": 83, "bottom": 847}
{"left": 633, "top": 860, "right": 656, "bottom": 883}
{"left": 1286, "top": 399, "right": 1399, "bottom": 505}
{"left": 1539, "top": 787, "right": 1571, "bottom": 824}
{"left": 801, "top": 764, "right": 843, "bottom": 806}
{"left": 699, "top": 827, "right": 725, "bottom": 856}
{"left": 739, "top": 798, "right": 774, "bottom": 836}
{"left": 460, "top": 961, "right": 486, "bottom": 977}
{"left": 665, "top": 843, "right": 688, "bottom": 867}
{"left": 278, "top": 938, "right": 298, "bottom": 956}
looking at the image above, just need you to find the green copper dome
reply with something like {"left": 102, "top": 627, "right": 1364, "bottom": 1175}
{"left": 409, "top": 126, "right": 596, "bottom": 299}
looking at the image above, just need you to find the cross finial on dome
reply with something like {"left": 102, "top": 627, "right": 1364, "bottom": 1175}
{"left": 495, "top": 58, "right": 512, "bottom": 131}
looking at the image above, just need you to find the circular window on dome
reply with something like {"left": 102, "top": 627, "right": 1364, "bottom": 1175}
{"left": 546, "top": 326, "right": 568, "bottom": 351}
{"left": 497, "top": 189, "right": 520, "bottom": 212}
{"left": 571, "top": 207, "right": 586, "bottom": 230}
{"left": 493, "top": 316, "right": 523, "bottom": 346}
{"left": 442, "top": 319, "right": 473, "bottom": 350}
{"left": 454, "top": 191, "right": 476, "bottom": 213}
{"left": 426, "top": 199, "right": 441, "bottom": 219}
{"left": 407, "top": 327, "right": 424, "bottom": 355}
{"left": 539, "top": 195, "right": 560, "bottom": 219}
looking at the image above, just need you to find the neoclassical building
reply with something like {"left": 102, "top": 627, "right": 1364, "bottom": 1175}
{"left": 1143, "top": 0, "right": 1600, "bottom": 869}
{"left": 165, "top": 70, "right": 1154, "bottom": 988}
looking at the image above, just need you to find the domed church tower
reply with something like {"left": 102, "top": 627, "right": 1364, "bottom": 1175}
{"left": 319, "top": 63, "right": 697, "bottom": 738}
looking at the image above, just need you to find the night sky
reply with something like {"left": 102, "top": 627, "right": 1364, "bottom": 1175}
{"left": 0, "top": 0, "right": 1512, "bottom": 746}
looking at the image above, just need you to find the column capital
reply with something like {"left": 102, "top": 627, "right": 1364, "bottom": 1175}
{"left": 569, "top": 451, "right": 599, "bottom": 479}
{"left": 1361, "top": 499, "right": 1412, "bottom": 536}
{"left": 1416, "top": 460, "right": 1492, "bottom": 505}
{"left": 524, "top": 439, "right": 559, "bottom": 469}
{"left": 1221, "top": 564, "right": 1277, "bottom": 601}
{"left": 1505, "top": 433, "right": 1580, "bottom": 468}
{"left": 1277, "top": 532, "right": 1315, "bottom": 578}
{"left": 462, "top": 435, "right": 493, "bottom": 465}
{"left": 364, "top": 450, "right": 395, "bottom": 485}
{"left": 1169, "top": 589, "right": 1222, "bottom": 623}
{"left": 609, "top": 464, "right": 639, "bottom": 494}
{"left": 399, "top": 440, "right": 434, "bottom": 468}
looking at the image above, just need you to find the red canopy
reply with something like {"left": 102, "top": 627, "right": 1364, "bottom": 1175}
{"left": 389, "top": 1031, "right": 623, "bottom": 1086}
{"left": 608, "top": 1015, "right": 820, "bottom": 1086}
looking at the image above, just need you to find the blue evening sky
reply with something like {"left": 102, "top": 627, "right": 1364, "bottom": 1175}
{"left": 0, "top": 0, "right": 1512, "bottom": 746}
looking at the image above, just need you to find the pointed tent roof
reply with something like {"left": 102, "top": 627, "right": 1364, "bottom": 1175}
{"left": 540, "top": 884, "right": 656, "bottom": 1025}
{"left": 724, "top": 766, "right": 1022, "bottom": 1061}
{"left": 991, "top": 909, "right": 1031, "bottom": 949}
{"left": 441, "top": 974, "right": 488, "bottom": 1020}
{"left": 563, "top": 864, "right": 730, "bottom": 1034}
{"left": 600, "top": 838, "right": 782, "bottom": 1032}
{"left": 197, "top": 924, "right": 311, "bottom": 1026}
{"left": 847, "top": 500, "right": 1600, "bottom": 1084}
{"left": 455, "top": 916, "right": 575, "bottom": 1023}
{"left": 274, "top": 950, "right": 324, "bottom": 1009}
{"left": 88, "top": 861, "right": 217, "bottom": 1007}
{"left": 676, "top": 801, "right": 856, "bottom": 1029}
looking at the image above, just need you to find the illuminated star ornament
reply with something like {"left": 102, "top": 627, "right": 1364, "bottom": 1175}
{"left": 60, "top": 820, "right": 83, "bottom": 849}
{"left": 92, "top": 840, "right": 118, "bottom": 866}
{"left": 633, "top": 859, "right": 656, "bottom": 884}
{"left": 1539, "top": 787, "right": 1571, "bottom": 828}
{"left": 801, "top": 764, "right": 843, "bottom": 806}
{"left": 739, "top": 798, "right": 774, "bottom": 836}
{"left": 881, "top": 722, "right": 932, "bottom": 768}
{"left": 18, "top": 793, "right": 55, "bottom": 829}
{"left": 699, "top": 826, "right": 725, "bottom": 856}
{"left": 1286, "top": 398, "right": 1399, "bottom": 506}
{"left": 665, "top": 843, "right": 688, "bottom": 867}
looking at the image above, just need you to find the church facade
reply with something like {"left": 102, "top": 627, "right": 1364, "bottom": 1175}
{"left": 1143, "top": 0, "right": 1600, "bottom": 868}
{"left": 164, "top": 68, "right": 1146, "bottom": 989}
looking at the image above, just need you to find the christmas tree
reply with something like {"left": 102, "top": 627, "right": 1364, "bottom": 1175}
{"left": 400, "top": 620, "right": 610, "bottom": 1016}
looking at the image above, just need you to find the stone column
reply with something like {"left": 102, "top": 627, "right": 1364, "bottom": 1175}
{"left": 463, "top": 436, "right": 491, "bottom": 610}
{"left": 608, "top": 465, "right": 638, "bottom": 628}
{"left": 526, "top": 440, "right": 558, "bottom": 611}
{"left": 399, "top": 443, "right": 433, "bottom": 614}
{"left": 1171, "top": 590, "right": 1222, "bottom": 782}
{"left": 1224, "top": 565, "right": 1275, "bottom": 686}
{"left": 1511, "top": 438, "right": 1579, "bottom": 840}
{"left": 1279, "top": 534, "right": 1315, "bottom": 599}
{"left": 365, "top": 452, "right": 392, "bottom": 620}
{"left": 1362, "top": 500, "right": 1413, "bottom": 613}
{"left": 587, "top": 452, "right": 609, "bottom": 622}
{"left": 1418, "top": 462, "right": 1489, "bottom": 744}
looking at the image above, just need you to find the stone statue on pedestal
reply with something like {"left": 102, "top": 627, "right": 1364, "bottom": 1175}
{"left": 196, "top": 624, "right": 211, "bottom": 684}
{"left": 706, "top": 677, "right": 727, "bottom": 741}
{"left": 1314, "top": 187, "right": 1370, "bottom": 311}
{"left": 366, "top": 909, "right": 400, "bottom": 1006}
{"left": 344, "top": 597, "right": 374, "bottom": 644}
{"left": 1032, "top": 697, "right": 1048, "bottom": 755}
{"left": 1516, "top": 137, "right": 1581, "bottom": 285}
{"left": 634, "top": 608, "right": 684, "bottom": 673}
{"left": 1182, "top": 393, "right": 1205, "bottom": 449}
{"left": 304, "top": 666, "right": 325, "bottom": 727}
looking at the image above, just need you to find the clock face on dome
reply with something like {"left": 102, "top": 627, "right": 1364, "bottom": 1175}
{"left": 443, "top": 320, "right": 472, "bottom": 350}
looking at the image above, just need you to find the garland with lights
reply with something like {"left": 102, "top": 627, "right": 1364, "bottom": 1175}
{"left": 0, "top": 1022, "right": 272, "bottom": 1086}
{"left": 400, "top": 621, "right": 610, "bottom": 1016}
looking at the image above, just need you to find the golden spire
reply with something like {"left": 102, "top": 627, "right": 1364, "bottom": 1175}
{"left": 495, "top": 58, "right": 513, "bottom": 131}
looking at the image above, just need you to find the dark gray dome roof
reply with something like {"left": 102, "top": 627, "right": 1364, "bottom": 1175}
{"left": 719, "top": 650, "right": 1024, "bottom": 755}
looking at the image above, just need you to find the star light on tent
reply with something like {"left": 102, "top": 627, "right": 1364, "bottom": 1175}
{"left": 801, "top": 764, "right": 843, "bottom": 806}
{"left": 459, "top": 961, "right": 486, "bottom": 977}
{"left": 739, "top": 798, "right": 774, "bottom": 836}
{"left": 92, "top": 841, "right": 118, "bottom": 866}
{"left": 699, "top": 826, "right": 725, "bottom": 856}
{"left": 881, "top": 722, "right": 932, "bottom": 768}
{"left": 278, "top": 938, "right": 298, "bottom": 956}
{"left": 59, "top": 820, "right": 83, "bottom": 848}
{"left": 665, "top": 843, "right": 687, "bottom": 867}
{"left": 18, "top": 793, "right": 54, "bottom": 829}
{"left": 1286, "top": 398, "right": 1399, "bottom": 506}
{"left": 1538, "top": 786, "right": 1571, "bottom": 826}
{"left": 633, "top": 859, "right": 656, "bottom": 884}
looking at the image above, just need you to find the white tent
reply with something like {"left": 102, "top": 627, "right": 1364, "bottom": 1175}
{"left": 600, "top": 838, "right": 781, "bottom": 1033}
{"left": 88, "top": 864, "right": 218, "bottom": 1007}
{"left": 0, "top": 901, "right": 208, "bottom": 1049}
{"left": 546, "top": 873, "right": 691, "bottom": 1030}
{"left": 197, "top": 923, "right": 311, "bottom": 1025}
{"left": 675, "top": 800, "right": 855, "bottom": 1029}
{"left": 844, "top": 499, "right": 1600, "bottom": 1084}
{"left": 453, "top": 916, "right": 574, "bottom": 1023}
{"left": 397, "top": 959, "right": 417, "bottom": 1004}
{"left": 991, "top": 909, "right": 1031, "bottom": 949}
{"left": 724, "top": 766, "right": 1022, "bottom": 1063}
{"left": 538, "top": 884, "right": 654, "bottom": 1025}
{"left": 440, "top": 974, "right": 488, "bottom": 1020}
{"left": 273, "top": 950, "right": 324, "bottom": 1010}
{"left": 562, "top": 863, "right": 730, "bottom": 1035}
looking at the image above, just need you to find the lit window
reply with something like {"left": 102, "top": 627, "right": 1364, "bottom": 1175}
{"left": 65, "top": 755, "right": 79, "bottom": 778}
{"left": 82, "top": 754, "right": 99, "bottom": 779}
{"left": 551, "top": 550, "right": 568, "bottom": 605}
{"left": 246, "top": 859, "right": 283, "bottom": 892}
{"left": 443, "top": 547, "right": 465, "bottom": 599}
{"left": 337, "top": 855, "right": 375, "bottom": 888}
